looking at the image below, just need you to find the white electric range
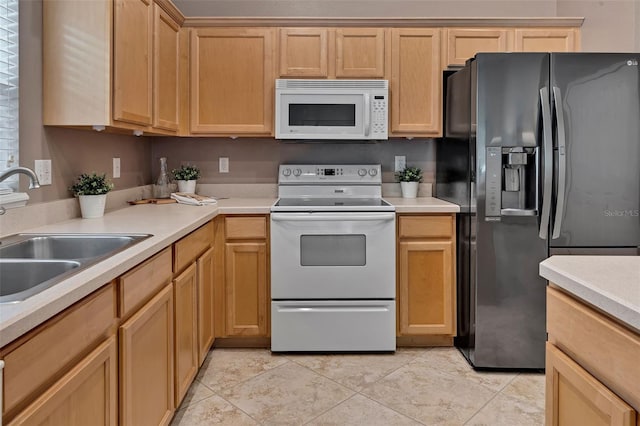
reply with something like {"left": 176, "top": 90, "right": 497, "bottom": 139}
{"left": 270, "top": 164, "right": 396, "bottom": 352}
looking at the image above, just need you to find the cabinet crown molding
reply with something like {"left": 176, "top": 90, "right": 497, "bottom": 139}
{"left": 183, "top": 17, "right": 584, "bottom": 28}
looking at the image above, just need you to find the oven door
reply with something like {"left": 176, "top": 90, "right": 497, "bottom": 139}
{"left": 276, "top": 93, "right": 368, "bottom": 139}
{"left": 270, "top": 212, "right": 396, "bottom": 299}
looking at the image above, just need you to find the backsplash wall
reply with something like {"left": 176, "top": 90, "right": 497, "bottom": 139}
{"left": 151, "top": 138, "right": 436, "bottom": 185}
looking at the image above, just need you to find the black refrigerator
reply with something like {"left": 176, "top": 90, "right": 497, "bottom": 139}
{"left": 436, "top": 53, "right": 640, "bottom": 370}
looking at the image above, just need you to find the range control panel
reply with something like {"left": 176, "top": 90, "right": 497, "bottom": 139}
{"left": 278, "top": 164, "right": 382, "bottom": 184}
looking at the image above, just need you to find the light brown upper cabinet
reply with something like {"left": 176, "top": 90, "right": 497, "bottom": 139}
{"left": 335, "top": 28, "right": 387, "bottom": 78}
{"left": 153, "top": 3, "right": 180, "bottom": 132}
{"left": 113, "top": 0, "right": 153, "bottom": 127}
{"left": 278, "top": 28, "right": 387, "bottom": 79}
{"left": 279, "top": 28, "right": 329, "bottom": 77}
{"left": 391, "top": 28, "right": 442, "bottom": 137}
{"left": 190, "top": 28, "right": 275, "bottom": 136}
{"left": 445, "top": 28, "right": 511, "bottom": 67}
{"left": 515, "top": 28, "right": 580, "bottom": 52}
{"left": 43, "top": 0, "right": 183, "bottom": 135}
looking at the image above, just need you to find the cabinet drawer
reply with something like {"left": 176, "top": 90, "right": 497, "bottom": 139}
{"left": 225, "top": 216, "right": 267, "bottom": 240}
{"left": 119, "top": 247, "right": 172, "bottom": 318}
{"left": 174, "top": 221, "right": 213, "bottom": 273}
{"left": 547, "top": 286, "right": 640, "bottom": 411}
{"left": 1, "top": 283, "right": 116, "bottom": 419}
{"left": 398, "top": 215, "right": 453, "bottom": 239}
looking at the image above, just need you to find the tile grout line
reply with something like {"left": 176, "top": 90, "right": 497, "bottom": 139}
{"left": 461, "top": 372, "right": 521, "bottom": 425}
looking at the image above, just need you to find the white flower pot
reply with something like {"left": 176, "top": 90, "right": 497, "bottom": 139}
{"left": 177, "top": 180, "right": 197, "bottom": 193}
{"left": 401, "top": 181, "right": 419, "bottom": 198}
{"left": 78, "top": 194, "right": 107, "bottom": 219}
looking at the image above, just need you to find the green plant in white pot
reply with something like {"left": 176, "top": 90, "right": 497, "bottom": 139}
{"left": 69, "top": 172, "right": 114, "bottom": 218}
{"left": 172, "top": 164, "right": 200, "bottom": 194}
{"left": 396, "top": 166, "right": 423, "bottom": 198}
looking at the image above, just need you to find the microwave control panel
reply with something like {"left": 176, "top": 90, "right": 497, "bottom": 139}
{"left": 371, "top": 95, "right": 388, "bottom": 138}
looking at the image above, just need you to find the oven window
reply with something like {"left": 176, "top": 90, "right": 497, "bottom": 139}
{"left": 300, "top": 235, "right": 365, "bottom": 266}
{"left": 289, "top": 104, "right": 356, "bottom": 127}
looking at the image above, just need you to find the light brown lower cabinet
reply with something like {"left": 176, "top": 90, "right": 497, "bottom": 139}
{"left": 546, "top": 286, "right": 640, "bottom": 426}
{"left": 197, "top": 246, "right": 215, "bottom": 364}
{"left": 7, "top": 336, "right": 118, "bottom": 426}
{"left": 119, "top": 284, "right": 175, "bottom": 426}
{"left": 396, "top": 214, "right": 456, "bottom": 339}
{"left": 545, "top": 343, "right": 636, "bottom": 426}
{"left": 225, "top": 241, "right": 268, "bottom": 336}
{"left": 173, "top": 262, "right": 199, "bottom": 406}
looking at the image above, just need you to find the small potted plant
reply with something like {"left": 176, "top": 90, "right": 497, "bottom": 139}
{"left": 396, "top": 166, "right": 423, "bottom": 198}
{"left": 172, "top": 164, "right": 200, "bottom": 193}
{"left": 69, "top": 172, "right": 114, "bottom": 218}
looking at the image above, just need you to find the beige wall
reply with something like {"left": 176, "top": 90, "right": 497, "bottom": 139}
{"left": 557, "top": 0, "right": 637, "bottom": 51}
{"left": 19, "top": 0, "right": 152, "bottom": 203}
{"left": 151, "top": 138, "right": 437, "bottom": 185}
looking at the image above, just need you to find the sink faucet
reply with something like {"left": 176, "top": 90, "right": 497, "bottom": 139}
{"left": 0, "top": 166, "right": 41, "bottom": 189}
{"left": 0, "top": 166, "right": 41, "bottom": 215}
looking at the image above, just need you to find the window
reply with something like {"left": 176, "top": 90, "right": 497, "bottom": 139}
{"left": 0, "top": 0, "right": 18, "bottom": 190}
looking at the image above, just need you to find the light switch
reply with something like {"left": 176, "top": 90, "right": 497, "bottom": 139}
{"left": 113, "top": 158, "right": 121, "bottom": 178}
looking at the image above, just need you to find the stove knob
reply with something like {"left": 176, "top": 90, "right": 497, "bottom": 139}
{"left": 368, "top": 168, "right": 378, "bottom": 177}
{"left": 293, "top": 168, "right": 302, "bottom": 177}
{"left": 358, "top": 168, "right": 367, "bottom": 177}
{"left": 282, "top": 168, "right": 292, "bottom": 177}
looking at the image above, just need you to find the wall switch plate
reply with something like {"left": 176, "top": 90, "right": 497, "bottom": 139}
{"left": 219, "top": 157, "right": 229, "bottom": 173}
{"left": 394, "top": 156, "right": 406, "bottom": 172}
{"left": 113, "top": 158, "right": 121, "bottom": 178}
{"left": 34, "top": 159, "right": 52, "bottom": 185}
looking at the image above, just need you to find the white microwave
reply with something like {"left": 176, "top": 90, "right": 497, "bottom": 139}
{"left": 275, "top": 79, "right": 388, "bottom": 140}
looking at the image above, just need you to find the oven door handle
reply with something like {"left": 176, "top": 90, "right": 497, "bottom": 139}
{"left": 271, "top": 212, "right": 396, "bottom": 222}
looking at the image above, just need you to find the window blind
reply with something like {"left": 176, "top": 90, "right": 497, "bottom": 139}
{"left": 0, "top": 0, "right": 18, "bottom": 190}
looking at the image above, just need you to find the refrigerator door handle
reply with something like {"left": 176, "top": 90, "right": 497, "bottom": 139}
{"left": 552, "top": 87, "right": 567, "bottom": 239}
{"left": 539, "top": 87, "right": 553, "bottom": 239}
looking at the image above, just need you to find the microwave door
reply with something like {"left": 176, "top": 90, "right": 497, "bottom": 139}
{"left": 278, "top": 93, "right": 365, "bottom": 139}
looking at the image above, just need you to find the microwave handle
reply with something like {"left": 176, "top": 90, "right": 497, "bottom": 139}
{"left": 364, "top": 93, "right": 371, "bottom": 137}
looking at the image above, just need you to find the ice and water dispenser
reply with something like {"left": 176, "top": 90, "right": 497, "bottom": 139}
{"left": 485, "top": 146, "right": 538, "bottom": 220}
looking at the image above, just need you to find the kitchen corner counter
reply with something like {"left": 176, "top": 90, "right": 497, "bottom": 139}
{"left": 385, "top": 197, "right": 460, "bottom": 213}
{"left": 540, "top": 256, "right": 640, "bottom": 333}
{"left": 216, "top": 197, "right": 277, "bottom": 214}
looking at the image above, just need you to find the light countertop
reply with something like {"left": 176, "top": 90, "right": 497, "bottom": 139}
{"left": 540, "top": 256, "right": 640, "bottom": 333}
{"left": 0, "top": 196, "right": 457, "bottom": 347}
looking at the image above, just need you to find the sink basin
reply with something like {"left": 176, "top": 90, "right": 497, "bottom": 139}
{"left": 0, "top": 233, "right": 152, "bottom": 303}
{"left": 0, "top": 235, "right": 145, "bottom": 260}
{"left": 0, "top": 259, "right": 81, "bottom": 303}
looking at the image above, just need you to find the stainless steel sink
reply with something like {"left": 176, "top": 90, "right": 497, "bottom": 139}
{"left": 0, "top": 259, "right": 81, "bottom": 303}
{"left": 0, "top": 233, "right": 152, "bottom": 303}
{"left": 0, "top": 235, "right": 144, "bottom": 260}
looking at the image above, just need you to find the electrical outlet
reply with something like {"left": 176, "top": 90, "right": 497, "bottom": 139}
{"left": 394, "top": 156, "right": 406, "bottom": 172}
{"left": 34, "top": 159, "right": 52, "bottom": 185}
{"left": 219, "top": 157, "right": 229, "bottom": 173}
{"left": 113, "top": 158, "right": 121, "bottom": 178}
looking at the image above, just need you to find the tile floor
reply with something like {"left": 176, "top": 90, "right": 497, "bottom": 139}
{"left": 171, "top": 347, "right": 545, "bottom": 426}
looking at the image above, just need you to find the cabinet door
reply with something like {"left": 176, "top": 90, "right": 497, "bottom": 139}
{"left": 7, "top": 337, "right": 117, "bottom": 426}
{"left": 446, "top": 28, "right": 510, "bottom": 67}
{"left": 173, "top": 263, "right": 199, "bottom": 407}
{"left": 279, "top": 28, "right": 328, "bottom": 77}
{"left": 225, "top": 242, "right": 268, "bottom": 336}
{"left": 190, "top": 28, "right": 275, "bottom": 135}
{"left": 391, "top": 28, "right": 442, "bottom": 136}
{"left": 113, "top": 0, "right": 153, "bottom": 126}
{"left": 515, "top": 28, "right": 579, "bottom": 52}
{"left": 398, "top": 240, "right": 454, "bottom": 335}
{"left": 335, "top": 28, "right": 386, "bottom": 78}
{"left": 153, "top": 4, "right": 180, "bottom": 132}
{"left": 120, "top": 284, "right": 174, "bottom": 426}
{"left": 546, "top": 343, "right": 636, "bottom": 426}
{"left": 197, "top": 246, "right": 215, "bottom": 365}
